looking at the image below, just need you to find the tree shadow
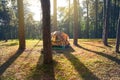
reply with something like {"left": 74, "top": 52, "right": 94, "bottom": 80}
{"left": 30, "top": 46, "right": 100, "bottom": 80}
{"left": 61, "top": 46, "right": 100, "bottom": 80}
{"left": 24, "top": 40, "right": 41, "bottom": 59}
{"left": 31, "top": 54, "right": 56, "bottom": 80}
{"left": 76, "top": 44, "right": 120, "bottom": 64}
{"left": 105, "top": 44, "right": 112, "bottom": 48}
{"left": 83, "top": 42, "right": 106, "bottom": 49}
{"left": 0, "top": 42, "right": 18, "bottom": 47}
{"left": 0, "top": 49, "right": 24, "bottom": 76}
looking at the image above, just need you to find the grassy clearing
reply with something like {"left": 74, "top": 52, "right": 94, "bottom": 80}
{"left": 0, "top": 39, "right": 120, "bottom": 80}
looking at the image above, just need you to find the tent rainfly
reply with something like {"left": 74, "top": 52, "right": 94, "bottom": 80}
{"left": 51, "top": 31, "right": 70, "bottom": 48}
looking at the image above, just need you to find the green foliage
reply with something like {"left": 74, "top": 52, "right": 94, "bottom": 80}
{"left": 0, "top": 0, "right": 120, "bottom": 40}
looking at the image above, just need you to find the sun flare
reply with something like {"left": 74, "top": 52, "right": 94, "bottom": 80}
{"left": 27, "top": 0, "right": 83, "bottom": 21}
{"left": 30, "top": 6, "right": 41, "bottom": 21}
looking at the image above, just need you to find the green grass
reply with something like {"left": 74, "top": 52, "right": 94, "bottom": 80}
{"left": 0, "top": 39, "right": 120, "bottom": 80}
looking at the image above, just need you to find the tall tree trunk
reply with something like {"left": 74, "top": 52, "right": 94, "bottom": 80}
{"left": 86, "top": 0, "right": 89, "bottom": 38}
{"left": 66, "top": 0, "right": 71, "bottom": 36}
{"left": 95, "top": 0, "right": 98, "bottom": 38}
{"left": 115, "top": 6, "right": 120, "bottom": 53}
{"left": 78, "top": 0, "right": 81, "bottom": 38}
{"left": 102, "top": 0, "right": 110, "bottom": 46}
{"left": 73, "top": 0, "right": 78, "bottom": 45}
{"left": 53, "top": 0, "right": 57, "bottom": 31}
{"left": 2, "top": 2, "right": 8, "bottom": 42}
{"left": 41, "top": 0, "right": 53, "bottom": 64}
{"left": 17, "top": 0, "right": 26, "bottom": 50}
{"left": 66, "top": 0, "right": 70, "bottom": 36}
{"left": 113, "top": 0, "right": 118, "bottom": 27}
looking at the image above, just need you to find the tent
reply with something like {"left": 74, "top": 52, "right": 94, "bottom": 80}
{"left": 51, "top": 31, "right": 70, "bottom": 48}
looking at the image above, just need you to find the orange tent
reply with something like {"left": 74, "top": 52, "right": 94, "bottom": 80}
{"left": 51, "top": 31, "right": 70, "bottom": 47}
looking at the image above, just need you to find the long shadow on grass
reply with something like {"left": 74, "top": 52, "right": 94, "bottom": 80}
{"left": 0, "top": 49, "right": 24, "bottom": 75}
{"left": 31, "top": 54, "right": 56, "bottom": 80}
{"left": 76, "top": 44, "right": 120, "bottom": 64}
{"left": 24, "top": 40, "right": 41, "bottom": 59}
{"left": 0, "top": 42, "right": 18, "bottom": 47}
{"left": 62, "top": 46, "right": 100, "bottom": 80}
{"left": 83, "top": 42, "right": 106, "bottom": 49}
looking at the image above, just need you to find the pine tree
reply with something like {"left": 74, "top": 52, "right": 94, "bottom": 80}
{"left": 17, "top": 0, "right": 26, "bottom": 50}
{"left": 115, "top": 10, "right": 120, "bottom": 53}
{"left": 41, "top": 0, "right": 53, "bottom": 64}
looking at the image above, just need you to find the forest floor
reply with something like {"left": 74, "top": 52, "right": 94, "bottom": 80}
{"left": 0, "top": 39, "right": 120, "bottom": 80}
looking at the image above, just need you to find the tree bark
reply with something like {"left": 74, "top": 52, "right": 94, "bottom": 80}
{"left": 53, "top": 0, "right": 57, "bottom": 31}
{"left": 102, "top": 0, "right": 110, "bottom": 46}
{"left": 95, "top": 0, "right": 98, "bottom": 38}
{"left": 115, "top": 9, "right": 120, "bottom": 53}
{"left": 41, "top": 0, "right": 53, "bottom": 64}
{"left": 78, "top": 0, "right": 81, "bottom": 38}
{"left": 67, "top": 0, "right": 71, "bottom": 36}
{"left": 17, "top": 0, "right": 26, "bottom": 50}
{"left": 73, "top": 0, "right": 78, "bottom": 45}
{"left": 86, "top": 0, "right": 89, "bottom": 38}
